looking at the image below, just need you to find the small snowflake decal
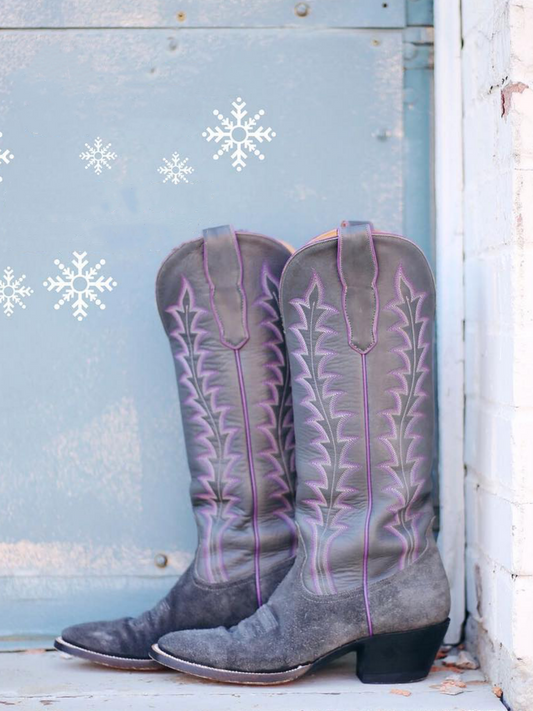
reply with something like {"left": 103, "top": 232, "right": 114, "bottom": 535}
{"left": 79, "top": 137, "right": 117, "bottom": 175}
{"left": 202, "top": 97, "right": 276, "bottom": 172}
{"left": 0, "top": 132, "right": 15, "bottom": 183}
{"left": 43, "top": 251, "right": 117, "bottom": 321}
{"left": 158, "top": 152, "right": 194, "bottom": 184}
{"left": 0, "top": 267, "right": 33, "bottom": 317}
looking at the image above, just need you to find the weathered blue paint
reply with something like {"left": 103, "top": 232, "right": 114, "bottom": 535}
{"left": 0, "top": 1, "right": 433, "bottom": 647}
{"left": 0, "top": 0, "right": 407, "bottom": 29}
{"left": 403, "top": 29, "right": 435, "bottom": 267}
{"left": 406, "top": 0, "right": 434, "bottom": 27}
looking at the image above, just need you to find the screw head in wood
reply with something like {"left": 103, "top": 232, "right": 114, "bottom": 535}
{"left": 295, "top": 3, "right": 310, "bottom": 17}
{"left": 155, "top": 553, "right": 168, "bottom": 568}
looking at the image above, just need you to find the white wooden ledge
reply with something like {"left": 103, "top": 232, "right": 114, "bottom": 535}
{"left": 0, "top": 650, "right": 501, "bottom": 710}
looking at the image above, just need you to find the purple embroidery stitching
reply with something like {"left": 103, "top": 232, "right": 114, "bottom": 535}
{"left": 379, "top": 265, "right": 430, "bottom": 570}
{"left": 361, "top": 353, "right": 374, "bottom": 636}
{"left": 256, "top": 265, "right": 297, "bottom": 556}
{"left": 290, "top": 272, "right": 359, "bottom": 595}
{"left": 167, "top": 278, "right": 241, "bottom": 584}
{"left": 234, "top": 348, "right": 263, "bottom": 607}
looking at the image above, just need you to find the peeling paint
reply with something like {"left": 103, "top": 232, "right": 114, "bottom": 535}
{"left": 42, "top": 397, "right": 143, "bottom": 514}
{"left": 287, "top": 184, "right": 319, "bottom": 202}
{"left": 501, "top": 81, "right": 528, "bottom": 118}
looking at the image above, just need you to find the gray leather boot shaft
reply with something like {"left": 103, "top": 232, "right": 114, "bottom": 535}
{"left": 157, "top": 226, "right": 297, "bottom": 604}
{"left": 281, "top": 224, "right": 437, "bottom": 609}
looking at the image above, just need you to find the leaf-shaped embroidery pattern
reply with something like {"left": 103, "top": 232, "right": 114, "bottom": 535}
{"left": 255, "top": 265, "right": 297, "bottom": 555}
{"left": 290, "top": 272, "right": 359, "bottom": 595}
{"left": 379, "top": 266, "right": 431, "bottom": 570}
{"left": 167, "top": 278, "right": 241, "bottom": 584}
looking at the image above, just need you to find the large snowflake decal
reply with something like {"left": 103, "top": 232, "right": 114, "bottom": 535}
{"left": 0, "top": 132, "right": 15, "bottom": 183}
{"left": 79, "top": 137, "right": 117, "bottom": 175}
{"left": 158, "top": 152, "right": 194, "bottom": 184}
{"left": 0, "top": 267, "right": 33, "bottom": 317}
{"left": 202, "top": 97, "right": 276, "bottom": 172}
{"left": 43, "top": 251, "right": 117, "bottom": 321}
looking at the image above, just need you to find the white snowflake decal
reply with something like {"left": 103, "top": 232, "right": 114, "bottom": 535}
{"left": 43, "top": 251, "right": 117, "bottom": 321}
{"left": 79, "top": 137, "right": 117, "bottom": 175}
{"left": 158, "top": 152, "right": 194, "bottom": 184}
{"left": 202, "top": 97, "right": 276, "bottom": 172}
{"left": 0, "top": 267, "right": 33, "bottom": 317}
{"left": 0, "top": 132, "right": 15, "bottom": 183}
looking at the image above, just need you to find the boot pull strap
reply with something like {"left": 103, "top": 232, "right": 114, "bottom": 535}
{"left": 337, "top": 220, "right": 379, "bottom": 354}
{"left": 203, "top": 225, "right": 249, "bottom": 350}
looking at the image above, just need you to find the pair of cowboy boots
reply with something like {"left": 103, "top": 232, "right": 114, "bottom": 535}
{"left": 55, "top": 222, "right": 450, "bottom": 684}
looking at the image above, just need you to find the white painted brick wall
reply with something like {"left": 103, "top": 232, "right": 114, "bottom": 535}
{"left": 461, "top": 1, "right": 533, "bottom": 708}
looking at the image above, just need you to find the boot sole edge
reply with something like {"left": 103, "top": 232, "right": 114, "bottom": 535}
{"left": 54, "top": 637, "right": 160, "bottom": 671}
{"left": 150, "top": 618, "right": 450, "bottom": 685}
{"left": 150, "top": 644, "right": 311, "bottom": 684}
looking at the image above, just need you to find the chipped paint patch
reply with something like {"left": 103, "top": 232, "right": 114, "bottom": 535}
{"left": 43, "top": 397, "right": 143, "bottom": 514}
{"left": 287, "top": 184, "right": 319, "bottom": 202}
{"left": 501, "top": 81, "right": 528, "bottom": 118}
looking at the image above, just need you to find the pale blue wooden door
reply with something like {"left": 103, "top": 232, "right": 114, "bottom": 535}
{"left": 0, "top": 0, "right": 433, "bottom": 647}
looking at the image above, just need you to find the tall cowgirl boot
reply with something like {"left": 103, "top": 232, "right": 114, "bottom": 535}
{"left": 151, "top": 222, "right": 451, "bottom": 684}
{"left": 54, "top": 226, "right": 297, "bottom": 669}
